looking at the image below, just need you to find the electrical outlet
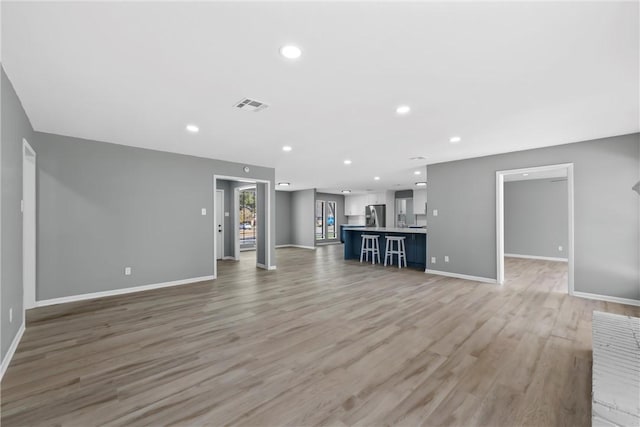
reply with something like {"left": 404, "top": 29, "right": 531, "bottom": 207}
{"left": 431, "top": 256, "right": 436, "bottom": 264}
{"left": 201, "top": 208, "right": 207, "bottom": 216}
{"left": 9, "top": 308, "right": 13, "bottom": 323}
{"left": 444, "top": 256, "right": 449, "bottom": 263}
{"left": 124, "top": 267, "right": 132, "bottom": 276}
{"left": 558, "top": 245, "right": 563, "bottom": 252}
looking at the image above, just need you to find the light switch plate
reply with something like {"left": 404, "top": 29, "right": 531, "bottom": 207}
{"left": 124, "top": 267, "right": 132, "bottom": 276}
{"left": 558, "top": 245, "right": 563, "bottom": 251}
{"left": 433, "top": 209, "right": 438, "bottom": 216}
{"left": 431, "top": 256, "right": 436, "bottom": 264}
{"left": 201, "top": 208, "right": 207, "bottom": 216}
{"left": 444, "top": 256, "right": 449, "bottom": 262}
{"left": 225, "top": 212, "right": 230, "bottom": 217}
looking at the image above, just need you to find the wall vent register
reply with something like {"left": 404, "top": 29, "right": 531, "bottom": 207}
{"left": 234, "top": 98, "right": 269, "bottom": 112}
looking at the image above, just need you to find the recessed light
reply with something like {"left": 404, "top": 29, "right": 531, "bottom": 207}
{"left": 414, "top": 171, "right": 421, "bottom": 175}
{"left": 410, "top": 156, "right": 427, "bottom": 160}
{"left": 374, "top": 176, "right": 380, "bottom": 181}
{"left": 278, "top": 182, "right": 290, "bottom": 187}
{"left": 523, "top": 173, "right": 529, "bottom": 176}
{"left": 282, "top": 146, "right": 292, "bottom": 152}
{"left": 186, "top": 124, "right": 199, "bottom": 133}
{"left": 449, "top": 136, "right": 461, "bottom": 144}
{"left": 341, "top": 190, "right": 351, "bottom": 193}
{"left": 280, "top": 45, "right": 302, "bottom": 59}
{"left": 415, "top": 182, "right": 427, "bottom": 187}
{"left": 396, "top": 105, "right": 411, "bottom": 115}
{"left": 343, "top": 160, "right": 352, "bottom": 165}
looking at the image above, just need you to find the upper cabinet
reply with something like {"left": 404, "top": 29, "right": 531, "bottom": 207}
{"left": 413, "top": 189, "right": 427, "bottom": 215}
{"left": 367, "top": 192, "right": 385, "bottom": 205}
{"left": 345, "top": 194, "right": 365, "bottom": 216}
{"left": 345, "top": 192, "right": 389, "bottom": 216}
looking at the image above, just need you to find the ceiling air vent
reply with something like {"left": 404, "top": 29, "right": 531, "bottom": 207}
{"left": 234, "top": 98, "right": 269, "bottom": 112}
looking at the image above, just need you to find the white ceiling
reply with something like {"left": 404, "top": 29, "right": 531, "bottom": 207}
{"left": 2, "top": 1, "right": 638, "bottom": 194}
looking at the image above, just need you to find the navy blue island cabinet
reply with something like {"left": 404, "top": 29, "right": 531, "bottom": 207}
{"left": 343, "top": 227, "right": 427, "bottom": 270}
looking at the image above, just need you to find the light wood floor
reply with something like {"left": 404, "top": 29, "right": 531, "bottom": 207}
{"left": 2, "top": 246, "right": 638, "bottom": 426}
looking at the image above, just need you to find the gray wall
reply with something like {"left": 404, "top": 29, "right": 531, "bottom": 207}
{"left": 290, "top": 189, "right": 315, "bottom": 248}
{"left": 505, "top": 179, "right": 568, "bottom": 259}
{"left": 1, "top": 67, "right": 34, "bottom": 362}
{"left": 427, "top": 133, "right": 640, "bottom": 300}
{"left": 315, "top": 192, "right": 346, "bottom": 242}
{"left": 31, "top": 131, "right": 276, "bottom": 300}
{"left": 275, "top": 191, "right": 292, "bottom": 246}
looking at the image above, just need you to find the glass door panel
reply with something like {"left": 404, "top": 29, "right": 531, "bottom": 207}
{"left": 315, "top": 200, "right": 325, "bottom": 240}
{"left": 239, "top": 187, "right": 257, "bottom": 250}
{"left": 327, "top": 201, "right": 336, "bottom": 240}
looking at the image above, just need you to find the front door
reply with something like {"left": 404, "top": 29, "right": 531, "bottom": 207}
{"left": 316, "top": 200, "right": 338, "bottom": 243}
{"left": 216, "top": 190, "right": 224, "bottom": 259}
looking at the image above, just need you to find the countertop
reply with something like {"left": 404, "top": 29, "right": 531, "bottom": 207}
{"left": 342, "top": 226, "right": 427, "bottom": 234}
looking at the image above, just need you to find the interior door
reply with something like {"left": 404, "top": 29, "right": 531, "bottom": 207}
{"left": 216, "top": 190, "right": 224, "bottom": 260}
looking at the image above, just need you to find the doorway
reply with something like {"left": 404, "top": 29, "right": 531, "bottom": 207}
{"left": 315, "top": 199, "right": 337, "bottom": 244}
{"left": 213, "top": 175, "right": 273, "bottom": 279}
{"left": 239, "top": 186, "right": 257, "bottom": 251}
{"left": 496, "top": 163, "right": 574, "bottom": 294}
{"left": 22, "top": 139, "right": 36, "bottom": 309}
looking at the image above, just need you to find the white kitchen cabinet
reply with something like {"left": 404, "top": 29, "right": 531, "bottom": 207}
{"left": 413, "top": 188, "right": 427, "bottom": 215}
{"left": 367, "top": 192, "right": 385, "bottom": 205}
{"left": 345, "top": 194, "right": 366, "bottom": 216}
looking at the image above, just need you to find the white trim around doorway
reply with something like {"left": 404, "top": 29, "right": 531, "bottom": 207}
{"left": 22, "top": 138, "right": 37, "bottom": 311}
{"left": 213, "top": 175, "right": 273, "bottom": 279}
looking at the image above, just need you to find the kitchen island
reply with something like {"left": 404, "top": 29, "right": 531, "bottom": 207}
{"left": 342, "top": 227, "right": 427, "bottom": 270}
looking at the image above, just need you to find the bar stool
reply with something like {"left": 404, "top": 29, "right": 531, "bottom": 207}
{"left": 360, "top": 234, "right": 381, "bottom": 265}
{"left": 384, "top": 236, "right": 407, "bottom": 268}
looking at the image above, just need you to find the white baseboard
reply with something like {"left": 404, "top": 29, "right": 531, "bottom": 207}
{"left": 35, "top": 275, "right": 214, "bottom": 308}
{"left": 256, "top": 263, "right": 277, "bottom": 270}
{"left": 505, "top": 253, "right": 568, "bottom": 262}
{"left": 275, "top": 244, "right": 316, "bottom": 250}
{"left": 572, "top": 291, "right": 640, "bottom": 307}
{"left": 1, "top": 321, "right": 25, "bottom": 381}
{"left": 315, "top": 242, "right": 342, "bottom": 246}
{"left": 222, "top": 256, "right": 236, "bottom": 261}
{"left": 425, "top": 269, "right": 497, "bottom": 284}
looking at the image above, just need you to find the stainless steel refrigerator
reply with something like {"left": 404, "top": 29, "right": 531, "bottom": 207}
{"left": 365, "top": 205, "right": 386, "bottom": 227}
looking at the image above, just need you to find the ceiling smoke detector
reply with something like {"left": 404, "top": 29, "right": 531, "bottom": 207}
{"left": 234, "top": 98, "right": 269, "bottom": 112}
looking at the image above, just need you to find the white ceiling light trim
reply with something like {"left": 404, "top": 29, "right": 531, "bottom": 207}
{"left": 282, "top": 145, "right": 292, "bottom": 152}
{"left": 186, "top": 124, "right": 199, "bottom": 133}
{"left": 449, "top": 136, "right": 462, "bottom": 144}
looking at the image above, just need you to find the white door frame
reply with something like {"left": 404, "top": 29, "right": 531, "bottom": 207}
{"left": 22, "top": 138, "right": 37, "bottom": 309}
{"left": 215, "top": 189, "right": 224, "bottom": 260}
{"left": 496, "top": 163, "right": 574, "bottom": 294}
{"left": 213, "top": 175, "right": 272, "bottom": 279}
